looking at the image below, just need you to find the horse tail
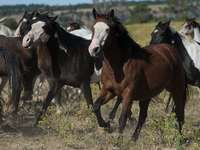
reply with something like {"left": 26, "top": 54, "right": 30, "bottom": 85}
{"left": 0, "top": 46, "right": 24, "bottom": 113}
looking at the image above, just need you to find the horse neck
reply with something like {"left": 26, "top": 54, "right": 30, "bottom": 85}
{"left": 103, "top": 37, "right": 127, "bottom": 68}
{"left": 192, "top": 27, "right": 200, "bottom": 43}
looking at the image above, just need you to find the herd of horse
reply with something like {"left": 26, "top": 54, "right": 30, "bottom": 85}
{"left": 0, "top": 8, "right": 200, "bottom": 144}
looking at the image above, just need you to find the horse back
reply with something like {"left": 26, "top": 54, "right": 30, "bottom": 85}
{"left": 0, "top": 36, "right": 37, "bottom": 68}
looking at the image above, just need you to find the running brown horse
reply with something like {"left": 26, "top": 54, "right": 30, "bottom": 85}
{"left": 88, "top": 8, "right": 187, "bottom": 143}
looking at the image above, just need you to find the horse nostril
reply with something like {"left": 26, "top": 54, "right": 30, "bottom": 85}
{"left": 93, "top": 47, "right": 99, "bottom": 53}
{"left": 26, "top": 38, "right": 30, "bottom": 43}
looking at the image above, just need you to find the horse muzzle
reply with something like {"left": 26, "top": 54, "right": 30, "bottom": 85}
{"left": 89, "top": 46, "right": 101, "bottom": 57}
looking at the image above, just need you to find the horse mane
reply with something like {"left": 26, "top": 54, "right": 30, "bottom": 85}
{"left": 194, "top": 20, "right": 200, "bottom": 30}
{"left": 0, "top": 18, "right": 14, "bottom": 37}
{"left": 52, "top": 22, "right": 87, "bottom": 55}
{"left": 98, "top": 13, "right": 150, "bottom": 59}
{"left": 169, "top": 25, "right": 198, "bottom": 44}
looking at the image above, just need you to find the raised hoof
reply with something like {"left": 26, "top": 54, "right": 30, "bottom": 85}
{"left": 107, "top": 119, "right": 115, "bottom": 133}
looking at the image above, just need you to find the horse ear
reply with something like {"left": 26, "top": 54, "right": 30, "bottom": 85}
{"left": 66, "top": 21, "right": 71, "bottom": 26}
{"left": 43, "top": 12, "right": 49, "bottom": 16}
{"left": 107, "top": 9, "right": 114, "bottom": 18}
{"left": 24, "top": 11, "right": 27, "bottom": 15}
{"left": 48, "top": 15, "right": 58, "bottom": 24}
{"left": 30, "top": 11, "right": 35, "bottom": 17}
{"left": 93, "top": 8, "right": 99, "bottom": 20}
{"left": 192, "top": 17, "right": 195, "bottom": 21}
{"left": 164, "top": 20, "right": 171, "bottom": 27}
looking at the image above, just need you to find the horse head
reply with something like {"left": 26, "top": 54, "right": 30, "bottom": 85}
{"left": 150, "top": 20, "right": 172, "bottom": 45}
{"left": 66, "top": 21, "right": 81, "bottom": 32}
{"left": 179, "top": 18, "right": 196, "bottom": 35}
{"left": 14, "top": 11, "right": 35, "bottom": 37}
{"left": 88, "top": 8, "right": 114, "bottom": 57}
{"left": 22, "top": 12, "right": 57, "bottom": 48}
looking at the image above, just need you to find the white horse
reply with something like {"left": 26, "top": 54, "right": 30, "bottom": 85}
{"left": 0, "top": 17, "right": 14, "bottom": 37}
{"left": 66, "top": 21, "right": 92, "bottom": 40}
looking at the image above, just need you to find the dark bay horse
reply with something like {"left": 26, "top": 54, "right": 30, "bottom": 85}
{"left": 0, "top": 46, "right": 24, "bottom": 113}
{"left": 88, "top": 8, "right": 187, "bottom": 142}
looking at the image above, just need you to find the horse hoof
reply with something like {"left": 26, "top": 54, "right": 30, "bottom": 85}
{"left": 128, "top": 116, "right": 137, "bottom": 124}
{"left": 107, "top": 119, "right": 115, "bottom": 133}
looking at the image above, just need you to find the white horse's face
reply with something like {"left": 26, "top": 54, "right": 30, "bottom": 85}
{"left": 22, "top": 21, "right": 50, "bottom": 48}
{"left": 88, "top": 22, "right": 110, "bottom": 57}
{"left": 179, "top": 22, "right": 194, "bottom": 35}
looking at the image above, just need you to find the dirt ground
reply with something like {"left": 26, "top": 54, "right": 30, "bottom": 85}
{"left": 0, "top": 79, "right": 200, "bottom": 150}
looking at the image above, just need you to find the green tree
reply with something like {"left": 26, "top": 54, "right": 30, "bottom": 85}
{"left": 2, "top": 18, "right": 18, "bottom": 30}
{"left": 166, "top": 0, "right": 188, "bottom": 20}
{"left": 125, "top": 3, "right": 153, "bottom": 24}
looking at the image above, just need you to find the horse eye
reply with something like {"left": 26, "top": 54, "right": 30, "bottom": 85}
{"left": 186, "top": 25, "right": 191, "bottom": 29}
{"left": 106, "top": 28, "right": 109, "bottom": 32}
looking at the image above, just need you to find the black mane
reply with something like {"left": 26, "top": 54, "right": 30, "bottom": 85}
{"left": 98, "top": 13, "right": 150, "bottom": 59}
{"left": 53, "top": 22, "right": 89, "bottom": 55}
{"left": 194, "top": 21, "right": 200, "bottom": 30}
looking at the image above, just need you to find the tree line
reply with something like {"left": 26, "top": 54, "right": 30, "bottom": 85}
{"left": 0, "top": 0, "right": 199, "bottom": 30}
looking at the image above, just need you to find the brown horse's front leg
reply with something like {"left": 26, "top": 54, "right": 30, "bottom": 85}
{"left": 94, "top": 86, "right": 115, "bottom": 129}
{"left": 132, "top": 99, "right": 150, "bottom": 141}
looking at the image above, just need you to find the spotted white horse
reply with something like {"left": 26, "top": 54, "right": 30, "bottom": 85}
{"left": 179, "top": 18, "right": 200, "bottom": 93}
{"left": 179, "top": 18, "right": 200, "bottom": 43}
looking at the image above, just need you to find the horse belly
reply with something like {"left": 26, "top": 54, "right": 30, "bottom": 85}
{"left": 131, "top": 63, "right": 172, "bottom": 100}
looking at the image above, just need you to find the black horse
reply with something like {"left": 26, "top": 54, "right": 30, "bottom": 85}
{"left": 20, "top": 13, "right": 104, "bottom": 125}
{"left": 150, "top": 21, "right": 200, "bottom": 111}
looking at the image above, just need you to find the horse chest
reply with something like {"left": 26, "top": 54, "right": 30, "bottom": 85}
{"left": 101, "top": 65, "right": 133, "bottom": 95}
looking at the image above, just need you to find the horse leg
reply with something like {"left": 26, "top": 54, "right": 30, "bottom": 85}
{"left": 109, "top": 97, "right": 134, "bottom": 122}
{"left": 34, "top": 74, "right": 45, "bottom": 95}
{"left": 109, "top": 96, "right": 122, "bottom": 121}
{"left": 97, "top": 82, "right": 101, "bottom": 90}
{"left": 80, "top": 81, "right": 93, "bottom": 108}
{"left": 94, "top": 86, "right": 116, "bottom": 129}
{"left": 35, "top": 81, "right": 61, "bottom": 126}
{"left": 53, "top": 88, "right": 62, "bottom": 114}
{"left": 20, "top": 72, "right": 39, "bottom": 106}
{"left": 132, "top": 99, "right": 150, "bottom": 141}
{"left": 170, "top": 89, "right": 186, "bottom": 133}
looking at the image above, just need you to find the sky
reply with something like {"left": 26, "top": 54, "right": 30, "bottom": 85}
{"left": 0, "top": 0, "right": 93, "bottom": 6}
{"left": 0, "top": 0, "right": 137, "bottom": 6}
